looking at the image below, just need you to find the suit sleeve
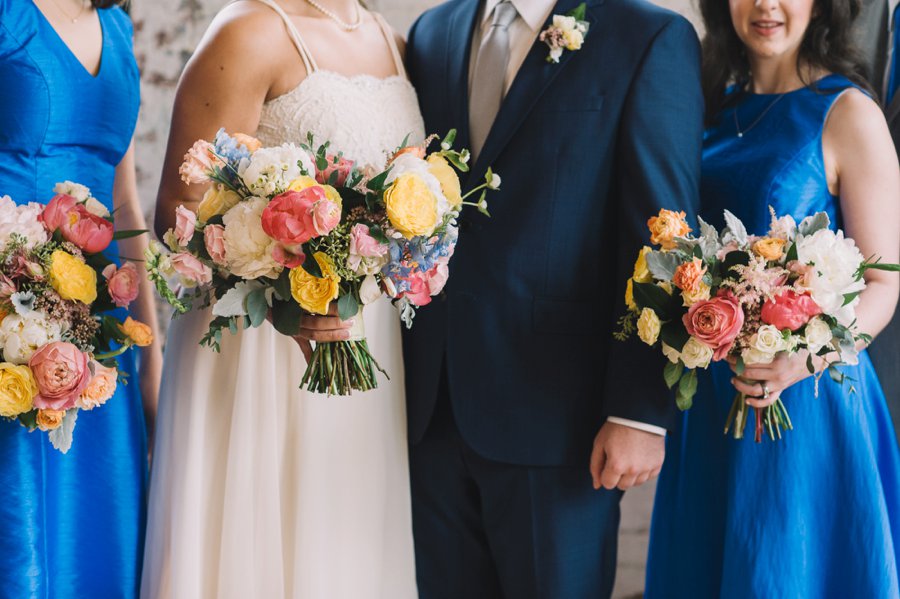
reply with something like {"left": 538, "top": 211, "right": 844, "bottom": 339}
{"left": 601, "top": 16, "right": 704, "bottom": 430}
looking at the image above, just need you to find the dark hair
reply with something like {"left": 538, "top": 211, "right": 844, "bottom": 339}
{"left": 699, "top": 0, "right": 874, "bottom": 124}
{"left": 91, "top": 0, "right": 127, "bottom": 8}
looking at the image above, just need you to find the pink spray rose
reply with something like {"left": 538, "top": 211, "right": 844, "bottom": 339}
{"left": 179, "top": 140, "right": 218, "bottom": 185}
{"left": 203, "top": 224, "right": 227, "bottom": 266}
{"left": 349, "top": 224, "right": 388, "bottom": 258}
{"left": 400, "top": 273, "right": 432, "bottom": 307}
{"left": 170, "top": 252, "right": 213, "bottom": 286}
{"left": 174, "top": 205, "right": 197, "bottom": 246}
{"left": 761, "top": 290, "right": 822, "bottom": 331}
{"left": 425, "top": 264, "right": 449, "bottom": 296}
{"left": 316, "top": 154, "right": 354, "bottom": 187}
{"left": 40, "top": 194, "right": 78, "bottom": 232}
{"left": 60, "top": 205, "right": 114, "bottom": 253}
{"left": 683, "top": 290, "right": 745, "bottom": 361}
{"left": 261, "top": 187, "right": 336, "bottom": 246}
{"left": 310, "top": 197, "right": 340, "bottom": 236}
{"left": 102, "top": 262, "right": 140, "bottom": 308}
{"left": 29, "top": 341, "right": 91, "bottom": 411}
{"left": 271, "top": 244, "right": 305, "bottom": 269}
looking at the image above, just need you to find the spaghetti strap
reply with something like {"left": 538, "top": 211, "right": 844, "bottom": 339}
{"left": 373, "top": 12, "right": 406, "bottom": 79}
{"left": 250, "top": 0, "right": 319, "bottom": 74}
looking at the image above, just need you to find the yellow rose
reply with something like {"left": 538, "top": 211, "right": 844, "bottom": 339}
{"left": 119, "top": 317, "right": 154, "bottom": 347}
{"left": 633, "top": 246, "right": 653, "bottom": 283}
{"left": 637, "top": 308, "right": 661, "bottom": 346}
{"left": 198, "top": 185, "right": 242, "bottom": 222}
{"left": 647, "top": 209, "right": 692, "bottom": 250}
{"left": 321, "top": 184, "right": 343, "bottom": 208}
{"left": 625, "top": 278, "right": 637, "bottom": 312}
{"left": 49, "top": 250, "right": 97, "bottom": 304}
{"left": 752, "top": 237, "right": 787, "bottom": 262}
{"left": 287, "top": 176, "right": 320, "bottom": 191}
{"left": 0, "top": 363, "right": 37, "bottom": 417}
{"left": 657, "top": 281, "right": 674, "bottom": 295}
{"left": 384, "top": 173, "right": 439, "bottom": 239}
{"left": 36, "top": 409, "right": 65, "bottom": 432}
{"left": 682, "top": 281, "right": 712, "bottom": 307}
{"left": 426, "top": 154, "right": 462, "bottom": 208}
{"left": 290, "top": 252, "right": 341, "bottom": 315}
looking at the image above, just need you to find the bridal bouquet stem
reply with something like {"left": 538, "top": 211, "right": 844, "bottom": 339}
{"left": 0, "top": 183, "right": 153, "bottom": 452}
{"left": 617, "top": 208, "right": 898, "bottom": 442}
{"left": 149, "top": 129, "right": 498, "bottom": 395}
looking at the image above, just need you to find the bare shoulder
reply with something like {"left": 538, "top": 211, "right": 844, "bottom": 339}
{"left": 825, "top": 87, "right": 888, "bottom": 145}
{"left": 192, "top": 1, "right": 293, "bottom": 70}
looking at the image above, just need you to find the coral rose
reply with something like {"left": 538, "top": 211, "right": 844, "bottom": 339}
{"left": 761, "top": 290, "right": 822, "bottom": 331}
{"left": 647, "top": 209, "right": 691, "bottom": 250}
{"left": 29, "top": 342, "right": 91, "bottom": 411}
{"left": 682, "top": 291, "right": 745, "bottom": 361}
{"left": 40, "top": 194, "right": 78, "bottom": 232}
{"left": 262, "top": 187, "right": 338, "bottom": 247}
{"left": 316, "top": 154, "right": 355, "bottom": 187}
{"left": 103, "top": 262, "right": 140, "bottom": 308}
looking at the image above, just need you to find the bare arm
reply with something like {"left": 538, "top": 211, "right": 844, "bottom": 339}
{"left": 154, "top": 3, "right": 294, "bottom": 237}
{"left": 113, "top": 142, "right": 162, "bottom": 442}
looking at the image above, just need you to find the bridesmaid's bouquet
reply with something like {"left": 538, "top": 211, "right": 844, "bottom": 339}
{"left": 149, "top": 129, "right": 498, "bottom": 395}
{"left": 0, "top": 183, "right": 153, "bottom": 452}
{"left": 617, "top": 208, "right": 899, "bottom": 442}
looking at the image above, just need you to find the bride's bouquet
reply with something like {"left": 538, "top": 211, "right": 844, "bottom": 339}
{"left": 149, "top": 129, "right": 499, "bottom": 395}
{"left": 617, "top": 208, "right": 898, "bottom": 442}
{"left": 0, "top": 183, "right": 153, "bottom": 452}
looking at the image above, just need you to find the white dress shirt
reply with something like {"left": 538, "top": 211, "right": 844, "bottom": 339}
{"left": 467, "top": 0, "right": 667, "bottom": 437}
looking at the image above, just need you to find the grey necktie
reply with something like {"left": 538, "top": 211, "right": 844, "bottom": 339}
{"left": 469, "top": 0, "right": 518, "bottom": 159}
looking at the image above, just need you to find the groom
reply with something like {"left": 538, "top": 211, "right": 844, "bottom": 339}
{"left": 403, "top": 0, "right": 702, "bottom": 596}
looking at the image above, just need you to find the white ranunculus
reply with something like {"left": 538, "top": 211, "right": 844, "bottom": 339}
{"left": 0, "top": 197, "right": 49, "bottom": 251}
{"left": 359, "top": 275, "right": 382, "bottom": 305}
{"left": 796, "top": 229, "right": 865, "bottom": 324}
{"left": 0, "top": 312, "right": 63, "bottom": 364}
{"left": 742, "top": 347, "right": 776, "bottom": 366}
{"left": 681, "top": 337, "right": 714, "bottom": 369}
{"left": 54, "top": 181, "right": 91, "bottom": 201}
{"left": 803, "top": 316, "right": 833, "bottom": 354}
{"left": 222, "top": 197, "right": 282, "bottom": 280}
{"left": 238, "top": 144, "right": 316, "bottom": 197}
{"left": 387, "top": 154, "right": 451, "bottom": 222}
{"left": 83, "top": 197, "right": 110, "bottom": 218}
{"left": 753, "top": 324, "right": 788, "bottom": 355}
{"left": 661, "top": 342, "right": 681, "bottom": 364}
{"left": 553, "top": 14, "right": 577, "bottom": 31}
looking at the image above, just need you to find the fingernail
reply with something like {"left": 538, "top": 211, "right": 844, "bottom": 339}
{"left": 347, "top": 319, "right": 355, "bottom": 326}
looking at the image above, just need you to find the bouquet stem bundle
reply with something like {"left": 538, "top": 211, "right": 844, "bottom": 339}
{"left": 724, "top": 394, "right": 793, "bottom": 442}
{"left": 301, "top": 340, "right": 387, "bottom": 395}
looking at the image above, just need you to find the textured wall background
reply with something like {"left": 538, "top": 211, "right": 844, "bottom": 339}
{"left": 131, "top": 0, "right": 699, "bottom": 220}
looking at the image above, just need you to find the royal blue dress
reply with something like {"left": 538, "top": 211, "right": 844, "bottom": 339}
{"left": 0, "top": 2, "right": 146, "bottom": 598}
{"left": 646, "top": 75, "right": 900, "bottom": 598}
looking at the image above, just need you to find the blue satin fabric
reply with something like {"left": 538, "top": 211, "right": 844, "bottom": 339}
{"left": 646, "top": 75, "right": 900, "bottom": 597}
{"left": 0, "top": 2, "right": 146, "bottom": 598}
{"left": 889, "top": 3, "right": 900, "bottom": 105}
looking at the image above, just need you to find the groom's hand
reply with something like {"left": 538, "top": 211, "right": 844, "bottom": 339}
{"left": 590, "top": 422, "right": 665, "bottom": 491}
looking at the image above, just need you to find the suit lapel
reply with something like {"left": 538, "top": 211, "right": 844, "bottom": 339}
{"left": 467, "top": 0, "right": 605, "bottom": 186}
{"left": 446, "top": 0, "right": 483, "bottom": 152}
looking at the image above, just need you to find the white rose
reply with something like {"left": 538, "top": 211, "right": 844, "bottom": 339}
{"left": 753, "top": 324, "right": 788, "bottom": 355}
{"left": 346, "top": 253, "right": 388, "bottom": 277}
{"left": 359, "top": 275, "right": 382, "bottom": 305}
{"left": 681, "top": 337, "right": 714, "bottom": 369}
{"left": 0, "top": 312, "right": 63, "bottom": 364}
{"left": 238, "top": 143, "right": 316, "bottom": 197}
{"left": 54, "top": 181, "right": 91, "bottom": 201}
{"left": 661, "top": 342, "right": 681, "bottom": 364}
{"left": 83, "top": 197, "right": 111, "bottom": 218}
{"left": 803, "top": 316, "right": 833, "bottom": 354}
{"left": 796, "top": 229, "right": 865, "bottom": 324}
{"left": 222, "top": 197, "right": 282, "bottom": 280}
{"left": 0, "top": 197, "right": 49, "bottom": 251}
{"left": 552, "top": 14, "right": 577, "bottom": 30}
{"left": 742, "top": 347, "right": 776, "bottom": 366}
{"left": 387, "top": 153, "right": 451, "bottom": 222}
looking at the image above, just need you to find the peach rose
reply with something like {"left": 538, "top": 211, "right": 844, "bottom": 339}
{"left": 673, "top": 257, "right": 707, "bottom": 295}
{"left": 179, "top": 140, "right": 220, "bottom": 185}
{"left": 29, "top": 341, "right": 91, "bottom": 411}
{"left": 170, "top": 252, "right": 213, "bottom": 286}
{"left": 752, "top": 237, "right": 787, "bottom": 262}
{"left": 233, "top": 133, "right": 262, "bottom": 153}
{"left": 77, "top": 361, "right": 117, "bottom": 410}
{"left": 102, "top": 262, "right": 140, "bottom": 308}
{"left": 174, "top": 205, "right": 197, "bottom": 246}
{"left": 36, "top": 409, "right": 65, "bottom": 431}
{"left": 203, "top": 225, "right": 227, "bottom": 266}
{"left": 119, "top": 317, "right": 153, "bottom": 347}
{"left": 647, "top": 209, "right": 691, "bottom": 250}
{"left": 683, "top": 291, "right": 745, "bottom": 361}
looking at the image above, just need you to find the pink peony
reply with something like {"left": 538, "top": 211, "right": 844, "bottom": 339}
{"left": 29, "top": 341, "right": 91, "bottom": 411}
{"left": 60, "top": 204, "right": 114, "bottom": 253}
{"left": 316, "top": 154, "right": 354, "bottom": 187}
{"left": 261, "top": 187, "right": 333, "bottom": 247}
{"left": 179, "top": 140, "right": 218, "bottom": 185}
{"left": 170, "top": 252, "right": 213, "bottom": 286}
{"left": 203, "top": 225, "right": 227, "bottom": 266}
{"left": 271, "top": 244, "right": 305, "bottom": 268}
{"left": 683, "top": 290, "right": 745, "bottom": 361}
{"left": 174, "top": 205, "right": 197, "bottom": 246}
{"left": 40, "top": 194, "right": 78, "bottom": 232}
{"left": 349, "top": 224, "right": 388, "bottom": 258}
{"left": 102, "top": 262, "right": 140, "bottom": 308}
{"left": 761, "top": 290, "right": 822, "bottom": 331}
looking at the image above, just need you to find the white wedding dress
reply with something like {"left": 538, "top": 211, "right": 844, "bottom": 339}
{"left": 141, "top": 2, "right": 424, "bottom": 597}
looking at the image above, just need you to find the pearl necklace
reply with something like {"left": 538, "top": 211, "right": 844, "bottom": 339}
{"left": 303, "top": 0, "right": 363, "bottom": 31}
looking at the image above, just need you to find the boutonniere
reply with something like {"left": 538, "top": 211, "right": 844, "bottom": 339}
{"left": 538, "top": 3, "right": 590, "bottom": 64}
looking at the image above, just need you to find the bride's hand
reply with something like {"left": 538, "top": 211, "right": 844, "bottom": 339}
{"left": 291, "top": 305, "right": 355, "bottom": 361}
{"left": 726, "top": 352, "right": 824, "bottom": 408}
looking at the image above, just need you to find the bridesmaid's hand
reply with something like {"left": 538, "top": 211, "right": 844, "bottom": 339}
{"left": 726, "top": 352, "right": 825, "bottom": 408}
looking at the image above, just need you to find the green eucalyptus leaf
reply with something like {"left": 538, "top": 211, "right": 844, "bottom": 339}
{"left": 663, "top": 360, "right": 684, "bottom": 390}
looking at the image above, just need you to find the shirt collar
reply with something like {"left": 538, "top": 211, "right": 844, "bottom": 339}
{"left": 481, "top": 0, "right": 554, "bottom": 33}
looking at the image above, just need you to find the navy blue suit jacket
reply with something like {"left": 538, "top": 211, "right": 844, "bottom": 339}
{"left": 403, "top": 0, "right": 703, "bottom": 466}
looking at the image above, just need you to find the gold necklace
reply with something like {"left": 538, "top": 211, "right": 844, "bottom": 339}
{"left": 46, "top": 0, "right": 87, "bottom": 24}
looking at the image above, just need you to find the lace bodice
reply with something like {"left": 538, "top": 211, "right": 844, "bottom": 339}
{"left": 251, "top": 0, "right": 425, "bottom": 170}
{"left": 257, "top": 71, "right": 425, "bottom": 169}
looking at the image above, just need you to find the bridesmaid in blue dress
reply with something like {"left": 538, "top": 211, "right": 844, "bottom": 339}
{"left": 0, "top": 1, "right": 161, "bottom": 597}
{"left": 646, "top": 0, "right": 900, "bottom": 597}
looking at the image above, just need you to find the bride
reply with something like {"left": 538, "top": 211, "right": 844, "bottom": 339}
{"left": 141, "top": 1, "right": 422, "bottom": 597}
